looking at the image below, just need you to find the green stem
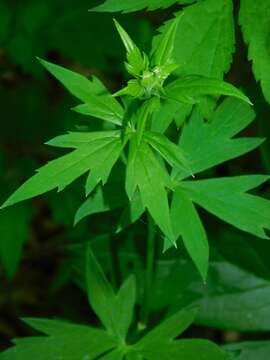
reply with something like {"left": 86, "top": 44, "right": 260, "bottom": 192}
{"left": 141, "top": 213, "right": 156, "bottom": 326}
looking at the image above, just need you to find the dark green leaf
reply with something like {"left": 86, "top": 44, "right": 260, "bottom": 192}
{"left": 0, "top": 204, "right": 32, "bottom": 278}
{"left": 240, "top": 0, "right": 270, "bottom": 104}
{"left": 86, "top": 246, "right": 136, "bottom": 340}
{"left": 93, "top": 0, "right": 196, "bottom": 13}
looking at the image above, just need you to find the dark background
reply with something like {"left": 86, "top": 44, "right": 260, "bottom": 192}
{"left": 0, "top": 0, "right": 270, "bottom": 352}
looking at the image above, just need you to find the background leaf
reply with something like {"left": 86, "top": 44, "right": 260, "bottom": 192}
{"left": 240, "top": 0, "right": 270, "bottom": 104}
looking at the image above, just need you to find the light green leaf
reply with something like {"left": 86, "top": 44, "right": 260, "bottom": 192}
{"left": 114, "top": 79, "right": 143, "bottom": 98}
{"left": 151, "top": 16, "right": 180, "bottom": 67}
{"left": 0, "top": 203, "right": 32, "bottom": 278}
{"left": 1, "top": 320, "right": 117, "bottom": 360}
{"left": 38, "top": 58, "right": 123, "bottom": 124}
{"left": 46, "top": 130, "right": 121, "bottom": 148}
{"left": 239, "top": 0, "right": 270, "bottom": 104}
{"left": 175, "top": 98, "right": 263, "bottom": 180}
{"left": 72, "top": 100, "right": 123, "bottom": 126}
{"left": 181, "top": 175, "right": 270, "bottom": 239}
{"left": 113, "top": 19, "right": 137, "bottom": 54}
{"left": 125, "top": 138, "right": 175, "bottom": 245}
{"left": 86, "top": 246, "right": 136, "bottom": 340}
{"left": 1, "top": 132, "right": 122, "bottom": 209}
{"left": 171, "top": 187, "right": 209, "bottom": 280}
{"left": 165, "top": 76, "right": 251, "bottom": 105}
{"left": 92, "top": 1, "right": 197, "bottom": 13}
{"left": 144, "top": 131, "right": 190, "bottom": 174}
{"left": 113, "top": 20, "right": 148, "bottom": 78}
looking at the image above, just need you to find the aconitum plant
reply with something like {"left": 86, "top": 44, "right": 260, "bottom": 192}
{"left": 1, "top": 8, "right": 270, "bottom": 360}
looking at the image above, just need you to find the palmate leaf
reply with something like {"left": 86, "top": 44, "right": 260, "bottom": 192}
{"left": 125, "top": 137, "right": 175, "bottom": 246}
{"left": 170, "top": 175, "right": 270, "bottom": 279}
{"left": 92, "top": 0, "right": 197, "bottom": 13}
{"left": 74, "top": 183, "right": 127, "bottom": 225}
{"left": 239, "top": 0, "right": 270, "bottom": 104}
{"left": 1, "top": 131, "right": 124, "bottom": 209}
{"left": 144, "top": 131, "right": 190, "bottom": 174}
{"left": 1, "top": 320, "right": 118, "bottom": 360}
{"left": 174, "top": 98, "right": 263, "bottom": 180}
{"left": 153, "top": 0, "right": 235, "bottom": 125}
{"left": 170, "top": 187, "right": 208, "bottom": 281}
{"left": 38, "top": 58, "right": 124, "bottom": 125}
{"left": 168, "top": 98, "right": 267, "bottom": 279}
{"left": 86, "top": 246, "right": 136, "bottom": 341}
{"left": 130, "top": 307, "right": 227, "bottom": 360}
{"left": 181, "top": 175, "right": 270, "bottom": 239}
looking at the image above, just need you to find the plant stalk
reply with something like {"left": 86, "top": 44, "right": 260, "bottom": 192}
{"left": 141, "top": 212, "right": 156, "bottom": 326}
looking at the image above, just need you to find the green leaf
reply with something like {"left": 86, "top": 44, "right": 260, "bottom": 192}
{"left": 196, "top": 261, "right": 270, "bottom": 332}
{"left": 72, "top": 101, "right": 123, "bottom": 126}
{"left": 86, "top": 246, "right": 136, "bottom": 340}
{"left": 151, "top": 16, "right": 180, "bottom": 67}
{"left": 181, "top": 175, "right": 270, "bottom": 239}
{"left": 239, "top": 0, "right": 270, "bottom": 104}
{"left": 137, "top": 307, "right": 197, "bottom": 347}
{"left": 1, "top": 132, "right": 123, "bottom": 209}
{"left": 93, "top": 1, "right": 196, "bottom": 13}
{"left": 0, "top": 203, "right": 32, "bottom": 278}
{"left": 113, "top": 19, "right": 137, "bottom": 55}
{"left": 153, "top": 0, "right": 235, "bottom": 124}
{"left": 131, "top": 307, "right": 226, "bottom": 359}
{"left": 139, "top": 254, "right": 270, "bottom": 332}
{"left": 38, "top": 58, "right": 123, "bottom": 124}
{"left": 116, "top": 190, "right": 145, "bottom": 233}
{"left": 136, "top": 340, "right": 227, "bottom": 360}
{"left": 125, "top": 138, "right": 175, "bottom": 246}
{"left": 75, "top": 184, "right": 127, "bottom": 225}
{"left": 46, "top": 130, "right": 121, "bottom": 148}
{"left": 165, "top": 76, "right": 251, "bottom": 105}
{"left": 1, "top": 320, "right": 117, "bottom": 360}
{"left": 225, "top": 341, "right": 270, "bottom": 360}
{"left": 169, "top": 0, "right": 235, "bottom": 79}
{"left": 99, "top": 348, "right": 125, "bottom": 360}
{"left": 174, "top": 98, "right": 263, "bottom": 180}
{"left": 114, "top": 79, "right": 143, "bottom": 98}
{"left": 171, "top": 187, "right": 209, "bottom": 280}
{"left": 144, "top": 131, "right": 191, "bottom": 174}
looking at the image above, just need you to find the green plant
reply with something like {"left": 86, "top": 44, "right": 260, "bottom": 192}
{"left": 1, "top": 1, "right": 270, "bottom": 359}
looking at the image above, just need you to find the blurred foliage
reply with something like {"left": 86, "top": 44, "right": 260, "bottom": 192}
{"left": 0, "top": 0, "right": 270, "bottom": 358}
